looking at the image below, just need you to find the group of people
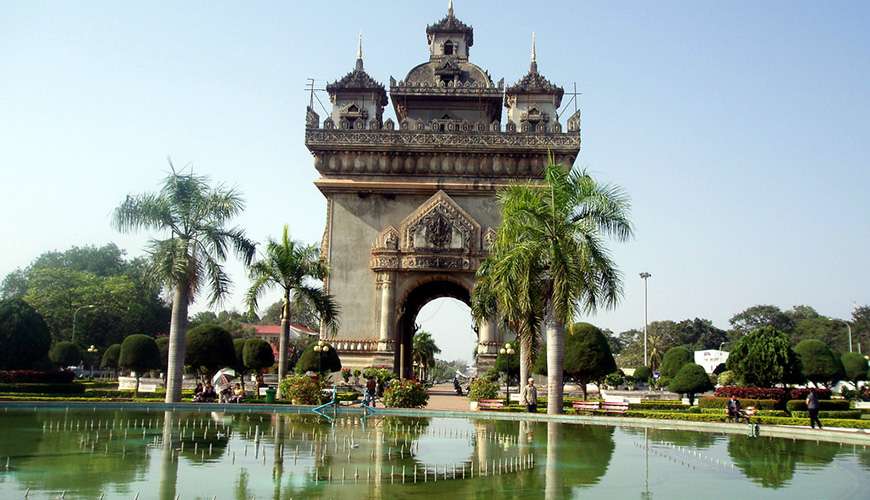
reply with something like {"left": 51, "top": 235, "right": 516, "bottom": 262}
{"left": 193, "top": 382, "right": 245, "bottom": 404}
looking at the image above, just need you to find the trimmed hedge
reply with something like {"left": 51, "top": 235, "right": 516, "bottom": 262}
{"left": 785, "top": 399, "right": 850, "bottom": 412}
{"left": 630, "top": 402, "right": 690, "bottom": 411}
{"left": 699, "top": 397, "right": 778, "bottom": 410}
{"left": 789, "top": 410, "right": 861, "bottom": 420}
{"left": 0, "top": 370, "right": 75, "bottom": 384}
{"left": 622, "top": 410, "right": 870, "bottom": 429}
{"left": 0, "top": 382, "right": 85, "bottom": 394}
{"left": 700, "top": 408, "right": 789, "bottom": 417}
{"left": 713, "top": 387, "right": 832, "bottom": 401}
{"left": 624, "top": 410, "right": 726, "bottom": 422}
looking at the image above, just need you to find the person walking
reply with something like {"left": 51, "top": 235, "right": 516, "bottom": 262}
{"left": 806, "top": 389, "right": 823, "bottom": 430}
{"left": 363, "top": 377, "right": 377, "bottom": 407}
{"left": 726, "top": 395, "right": 742, "bottom": 422}
{"left": 521, "top": 378, "right": 538, "bottom": 413}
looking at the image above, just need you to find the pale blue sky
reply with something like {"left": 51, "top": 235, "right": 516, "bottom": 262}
{"left": 2, "top": 1, "right": 868, "bottom": 362}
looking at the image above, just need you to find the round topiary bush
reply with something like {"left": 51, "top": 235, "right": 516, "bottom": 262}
{"left": 185, "top": 324, "right": 236, "bottom": 378}
{"left": 633, "top": 366, "right": 652, "bottom": 383}
{"left": 295, "top": 343, "right": 342, "bottom": 374}
{"left": 669, "top": 363, "right": 713, "bottom": 405}
{"left": 661, "top": 346, "right": 693, "bottom": 378}
{"left": 100, "top": 344, "right": 121, "bottom": 370}
{"left": 119, "top": 334, "right": 161, "bottom": 395}
{"left": 278, "top": 374, "right": 325, "bottom": 405}
{"left": 717, "top": 370, "right": 736, "bottom": 386}
{"left": 383, "top": 379, "right": 429, "bottom": 408}
{"left": 467, "top": 377, "right": 499, "bottom": 401}
{"left": 0, "top": 299, "right": 51, "bottom": 370}
{"left": 49, "top": 341, "right": 83, "bottom": 368}
{"left": 243, "top": 338, "right": 275, "bottom": 373}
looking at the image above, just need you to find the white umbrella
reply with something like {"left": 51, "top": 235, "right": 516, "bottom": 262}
{"left": 212, "top": 367, "right": 238, "bottom": 391}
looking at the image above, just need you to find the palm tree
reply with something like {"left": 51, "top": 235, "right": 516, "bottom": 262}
{"left": 245, "top": 225, "right": 338, "bottom": 398}
{"left": 412, "top": 330, "right": 441, "bottom": 382}
{"left": 113, "top": 166, "right": 256, "bottom": 402}
{"left": 480, "top": 160, "right": 632, "bottom": 414}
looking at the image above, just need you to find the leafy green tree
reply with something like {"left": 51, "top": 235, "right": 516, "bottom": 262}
{"left": 185, "top": 324, "right": 236, "bottom": 380}
{"left": 729, "top": 305, "right": 794, "bottom": 341}
{"left": 100, "top": 343, "right": 121, "bottom": 372}
{"left": 668, "top": 363, "right": 713, "bottom": 405}
{"left": 794, "top": 339, "right": 844, "bottom": 387}
{"left": 474, "top": 162, "right": 632, "bottom": 414}
{"left": 49, "top": 341, "right": 82, "bottom": 367}
{"left": 412, "top": 331, "right": 441, "bottom": 381}
{"left": 243, "top": 338, "right": 275, "bottom": 391}
{"left": 660, "top": 346, "right": 693, "bottom": 378}
{"left": 294, "top": 343, "right": 341, "bottom": 374}
{"left": 189, "top": 310, "right": 257, "bottom": 338}
{"left": 616, "top": 321, "right": 680, "bottom": 370}
{"left": 232, "top": 338, "right": 248, "bottom": 391}
{"left": 260, "top": 297, "right": 322, "bottom": 331}
{"left": 245, "top": 224, "right": 338, "bottom": 398}
{"left": 674, "top": 318, "right": 728, "bottom": 351}
{"left": 494, "top": 348, "right": 520, "bottom": 388}
{"left": 563, "top": 323, "right": 617, "bottom": 400}
{"left": 785, "top": 305, "right": 822, "bottom": 322}
{"left": 118, "top": 334, "right": 161, "bottom": 396}
{"left": 0, "top": 269, "right": 29, "bottom": 299}
{"left": 841, "top": 352, "right": 868, "bottom": 391}
{"left": 851, "top": 305, "right": 870, "bottom": 353}
{"left": 791, "top": 316, "right": 850, "bottom": 353}
{"left": 632, "top": 366, "right": 652, "bottom": 384}
{"left": 429, "top": 359, "right": 468, "bottom": 383}
{"left": 0, "top": 298, "right": 51, "bottom": 369}
{"left": 726, "top": 326, "right": 802, "bottom": 387}
{"left": 113, "top": 167, "right": 256, "bottom": 402}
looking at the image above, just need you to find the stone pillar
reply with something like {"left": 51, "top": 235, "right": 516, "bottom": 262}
{"left": 378, "top": 272, "right": 394, "bottom": 351}
{"left": 477, "top": 317, "right": 499, "bottom": 373}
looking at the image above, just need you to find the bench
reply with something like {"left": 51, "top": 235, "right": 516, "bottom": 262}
{"left": 601, "top": 401, "right": 629, "bottom": 415}
{"left": 478, "top": 399, "right": 505, "bottom": 411}
{"left": 573, "top": 401, "right": 601, "bottom": 413}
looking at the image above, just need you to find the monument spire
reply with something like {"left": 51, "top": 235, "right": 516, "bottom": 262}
{"left": 448, "top": 0, "right": 454, "bottom": 17}
{"left": 355, "top": 32, "right": 364, "bottom": 71}
{"left": 530, "top": 32, "right": 538, "bottom": 74}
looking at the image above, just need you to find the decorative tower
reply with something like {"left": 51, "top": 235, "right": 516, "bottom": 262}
{"left": 504, "top": 33, "right": 565, "bottom": 133}
{"left": 324, "top": 34, "right": 388, "bottom": 130}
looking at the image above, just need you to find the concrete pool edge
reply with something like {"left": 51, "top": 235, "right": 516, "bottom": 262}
{"left": 2, "top": 400, "right": 868, "bottom": 446}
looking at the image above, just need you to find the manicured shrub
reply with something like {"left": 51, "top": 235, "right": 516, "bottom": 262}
{"left": 632, "top": 366, "right": 652, "bottom": 383}
{"left": 185, "top": 324, "right": 236, "bottom": 378}
{"left": 383, "top": 379, "right": 429, "bottom": 408}
{"left": 700, "top": 408, "right": 789, "bottom": 417}
{"left": 661, "top": 347, "right": 693, "bottom": 378}
{"left": 698, "top": 397, "right": 778, "bottom": 410}
{"left": 243, "top": 338, "right": 275, "bottom": 373}
{"left": 717, "top": 370, "right": 736, "bottom": 386}
{"left": 789, "top": 410, "right": 861, "bottom": 420}
{"left": 624, "top": 411, "right": 870, "bottom": 429}
{"left": 295, "top": 343, "right": 342, "bottom": 374}
{"left": 785, "top": 399, "right": 850, "bottom": 412}
{"left": 341, "top": 368, "right": 352, "bottom": 383}
{"left": 841, "top": 352, "right": 868, "bottom": 390}
{"left": 0, "top": 382, "right": 85, "bottom": 394}
{"left": 562, "top": 323, "right": 617, "bottom": 400}
{"left": 49, "top": 341, "right": 82, "bottom": 367}
{"left": 118, "top": 334, "right": 161, "bottom": 395}
{"left": 631, "top": 401, "right": 689, "bottom": 411}
{"left": 278, "top": 374, "right": 325, "bottom": 405}
{"left": 100, "top": 344, "right": 121, "bottom": 370}
{"left": 467, "top": 377, "right": 499, "bottom": 401}
{"left": 0, "top": 298, "right": 52, "bottom": 370}
{"left": 0, "top": 370, "right": 74, "bottom": 383}
{"left": 669, "top": 363, "right": 713, "bottom": 405}
{"left": 155, "top": 337, "right": 170, "bottom": 370}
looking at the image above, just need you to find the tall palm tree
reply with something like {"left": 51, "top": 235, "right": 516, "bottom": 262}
{"left": 113, "top": 166, "right": 256, "bottom": 402}
{"left": 245, "top": 225, "right": 338, "bottom": 398}
{"left": 481, "top": 160, "right": 632, "bottom": 414}
{"left": 412, "top": 331, "right": 440, "bottom": 381}
{"left": 472, "top": 254, "right": 545, "bottom": 391}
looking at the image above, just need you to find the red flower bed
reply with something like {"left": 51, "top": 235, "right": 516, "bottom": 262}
{"left": 0, "top": 370, "right": 75, "bottom": 384}
{"left": 788, "top": 388, "right": 832, "bottom": 400}
{"left": 714, "top": 387, "right": 786, "bottom": 400}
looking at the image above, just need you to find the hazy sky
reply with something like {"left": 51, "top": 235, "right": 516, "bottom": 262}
{"left": 2, "top": 1, "right": 868, "bottom": 363}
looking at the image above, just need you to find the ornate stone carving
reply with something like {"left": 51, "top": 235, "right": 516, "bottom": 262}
{"left": 305, "top": 106, "right": 320, "bottom": 129}
{"left": 384, "top": 118, "right": 395, "bottom": 131}
{"left": 483, "top": 227, "right": 497, "bottom": 251}
{"left": 567, "top": 109, "right": 581, "bottom": 133}
{"left": 323, "top": 117, "right": 335, "bottom": 130}
{"left": 400, "top": 190, "right": 480, "bottom": 253}
{"left": 305, "top": 128, "right": 581, "bottom": 149}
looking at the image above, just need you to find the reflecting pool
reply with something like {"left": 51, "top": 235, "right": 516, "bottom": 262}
{"left": 0, "top": 408, "right": 867, "bottom": 499}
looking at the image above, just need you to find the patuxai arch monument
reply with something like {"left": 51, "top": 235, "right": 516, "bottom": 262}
{"left": 304, "top": 3, "right": 581, "bottom": 377}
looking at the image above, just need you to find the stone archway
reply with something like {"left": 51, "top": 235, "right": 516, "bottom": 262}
{"left": 395, "top": 277, "right": 471, "bottom": 379}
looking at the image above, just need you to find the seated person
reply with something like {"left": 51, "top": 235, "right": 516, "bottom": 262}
{"left": 193, "top": 382, "right": 204, "bottom": 402}
{"left": 201, "top": 383, "right": 217, "bottom": 402}
{"left": 231, "top": 383, "right": 244, "bottom": 403}
{"left": 726, "top": 395, "right": 741, "bottom": 421}
{"left": 738, "top": 406, "right": 757, "bottom": 423}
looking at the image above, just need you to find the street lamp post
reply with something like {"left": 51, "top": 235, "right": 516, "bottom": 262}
{"left": 639, "top": 273, "right": 651, "bottom": 367}
{"left": 499, "top": 342, "right": 516, "bottom": 404}
{"left": 313, "top": 340, "right": 331, "bottom": 374}
{"left": 72, "top": 304, "right": 97, "bottom": 343}
{"left": 86, "top": 345, "right": 98, "bottom": 379}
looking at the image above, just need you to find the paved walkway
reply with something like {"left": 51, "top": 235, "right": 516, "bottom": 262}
{"left": 425, "top": 383, "right": 470, "bottom": 411}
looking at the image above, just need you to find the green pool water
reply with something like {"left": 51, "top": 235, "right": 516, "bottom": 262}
{"left": 0, "top": 407, "right": 867, "bottom": 499}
